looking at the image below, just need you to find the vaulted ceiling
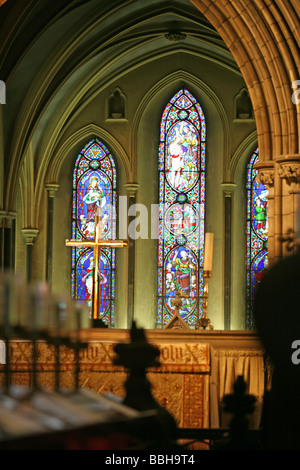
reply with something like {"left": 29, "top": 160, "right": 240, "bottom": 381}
{"left": 0, "top": 0, "right": 242, "bottom": 209}
{"left": 1, "top": 0, "right": 299, "bottom": 211}
{"left": 1, "top": 0, "right": 237, "bottom": 145}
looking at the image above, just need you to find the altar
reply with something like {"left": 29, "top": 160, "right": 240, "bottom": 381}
{"left": 0, "top": 329, "right": 265, "bottom": 431}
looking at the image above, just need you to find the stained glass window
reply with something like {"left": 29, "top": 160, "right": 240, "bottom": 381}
{"left": 246, "top": 148, "right": 268, "bottom": 329}
{"left": 157, "top": 89, "right": 206, "bottom": 327}
{"left": 71, "top": 138, "right": 117, "bottom": 326}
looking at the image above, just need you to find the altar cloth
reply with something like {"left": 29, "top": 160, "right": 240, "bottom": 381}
{"left": 0, "top": 340, "right": 213, "bottom": 429}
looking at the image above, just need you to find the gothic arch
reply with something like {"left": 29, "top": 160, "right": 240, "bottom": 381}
{"left": 71, "top": 137, "right": 118, "bottom": 326}
{"left": 131, "top": 69, "right": 230, "bottom": 182}
{"left": 46, "top": 124, "right": 130, "bottom": 184}
{"left": 133, "top": 70, "right": 229, "bottom": 329}
{"left": 189, "top": 0, "right": 300, "bottom": 265}
{"left": 230, "top": 130, "right": 258, "bottom": 181}
{"left": 107, "top": 88, "right": 127, "bottom": 120}
{"left": 190, "top": 0, "right": 299, "bottom": 161}
{"left": 3, "top": 4, "right": 238, "bottom": 213}
{"left": 31, "top": 125, "right": 130, "bottom": 230}
{"left": 230, "top": 131, "right": 258, "bottom": 329}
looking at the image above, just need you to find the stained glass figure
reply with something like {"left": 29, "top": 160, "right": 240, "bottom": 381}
{"left": 246, "top": 148, "right": 268, "bottom": 329}
{"left": 157, "top": 89, "right": 206, "bottom": 327}
{"left": 71, "top": 138, "right": 116, "bottom": 326}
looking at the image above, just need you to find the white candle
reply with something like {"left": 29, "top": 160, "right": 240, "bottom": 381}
{"left": 204, "top": 232, "right": 214, "bottom": 272}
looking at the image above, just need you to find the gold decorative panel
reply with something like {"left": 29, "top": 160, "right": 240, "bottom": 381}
{"left": 0, "top": 340, "right": 211, "bottom": 429}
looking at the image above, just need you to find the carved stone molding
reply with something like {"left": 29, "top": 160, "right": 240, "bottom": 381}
{"left": 278, "top": 163, "right": 300, "bottom": 187}
{"left": 275, "top": 155, "right": 300, "bottom": 192}
{"left": 164, "top": 312, "right": 190, "bottom": 330}
{"left": 256, "top": 169, "right": 274, "bottom": 187}
{"left": 253, "top": 162, "right": 274, "bottom": 188}
{"left": 165, "top": 32, "right": 187, "bottom": 41}
{"left": 45, "top": 183, "right": 59, "bottom": 198}
{"left": 220, "top": 183, "right": 236, "bottom": 197}
{"left": 21, "top": 228, "right": 39, "bottom": 245}
{"left": 125, "top": 183, "right": 139, "bottom": 197}
{"left": 0, "top": 210, "right": 17, "bottom": 228}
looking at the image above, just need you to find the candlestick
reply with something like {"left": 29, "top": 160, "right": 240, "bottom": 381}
{"left": 203, "top": 232, "right": 214, "bottom": 272}
{"left": 196, "top": 271, "right": 214, "bottom": 330}
{"left": 196, "top": 232, "right": 214, "bottom": 330}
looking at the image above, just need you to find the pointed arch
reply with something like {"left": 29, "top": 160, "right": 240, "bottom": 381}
{"left": 71, "top": 138, "right": 117, "bottom": 326}
{"left": 157, "top": 88, "right": 206, "bottom": 327}
{"left": 246, "top": 148, "right": 268, "bottom": 329}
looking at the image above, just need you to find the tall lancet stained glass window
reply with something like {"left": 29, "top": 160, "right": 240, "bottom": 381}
{"left": 157, "top": 89, "right": 206, "bottom": 328}
{"left": 71, "top": 138, "right": 117, "bottom": 326}
{"left": 246, "top": 148, "right": 268, "bottom": 329}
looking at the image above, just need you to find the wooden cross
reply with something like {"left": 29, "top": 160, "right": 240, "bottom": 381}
{"left": 65, "top": 207, "right": 128, "bottom": 321}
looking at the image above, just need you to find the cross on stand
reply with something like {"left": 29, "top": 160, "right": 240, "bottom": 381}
{"left": 66, "top": 207, "right": 128, "bottom": 328}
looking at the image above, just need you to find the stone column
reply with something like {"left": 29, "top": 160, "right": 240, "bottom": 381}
{"left": 45, "top": 184, "right": 59, "bottom": 285}
{"left": 276, "top": 155, "right": 300, "bottom": 257}
{"left": 124, "top": 183, "right": 139, "bottom": 328}
{"left": 221, "top": 183, "right": 236, "bottom": 330}
{"left": 21, "top": 228, "right": 39, "bottom": 282}
{"left": 0, "top": 211, "right": 17, "bottom": 271}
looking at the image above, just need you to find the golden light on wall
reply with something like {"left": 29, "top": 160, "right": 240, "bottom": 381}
{"left": 0, "top": 0, "right": 8, "bottom": 6}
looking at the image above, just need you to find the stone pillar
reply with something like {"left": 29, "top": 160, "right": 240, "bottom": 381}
{"left": 21, "top": 228, "right": 39, "bottom": 282}
{"left": 124, "top": 183, "right": 139, "bottom": 328}
{"left": 45, "top": 184, "right": 59, "bottom": 285}
{"left": 0, "top": 211, "right": 17, "bottom": 271}
{"left": 276, "top": 155, "right": 300, "bottom": 257}
{"left": 221, "top": 183, "right": 236, "bottom": 330}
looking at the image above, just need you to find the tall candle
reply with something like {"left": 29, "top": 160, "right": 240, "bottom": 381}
{"left": 204, "top": 232, "right": 214, "bottom": 272}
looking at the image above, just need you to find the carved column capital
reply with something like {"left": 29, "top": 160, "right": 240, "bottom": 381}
{"left": 21, "top": 228, "right": 39, "bottom": 245}
{"left": 257, "top": 170, "right": 275, "bottom": 187}
{"left": 165, "top": 32, "right": 187, "bottom": 41}
{"left": 125, "top": 183, "right": 139, "bottom": 198}
{"left": 45, "top": 183, "right": 59, "bottom": 198}
{"left": 220, "top": 183, "right": 237, "bottom": 197}
{"left": 0, "top": 210, "right": 17, "bottom": 228}
{"left": 253, "top": 161, "right": 274, "bottom": 187}
{"left": 277, "top": 159, "right": 300, "bottom": 192}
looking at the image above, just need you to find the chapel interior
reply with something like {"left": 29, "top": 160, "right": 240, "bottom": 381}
{"left": 0, "top": 0, "right": 300, "bottom": 451}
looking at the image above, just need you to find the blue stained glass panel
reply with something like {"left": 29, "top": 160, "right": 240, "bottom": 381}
{"left": 71, "top": 138, "right": 117, "bottom": 326}
{"left": 246, "top": 148, "right": 268, "bottom": 329}
{"left": 157, "top": 89, "right": 206, "bottom": 327}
